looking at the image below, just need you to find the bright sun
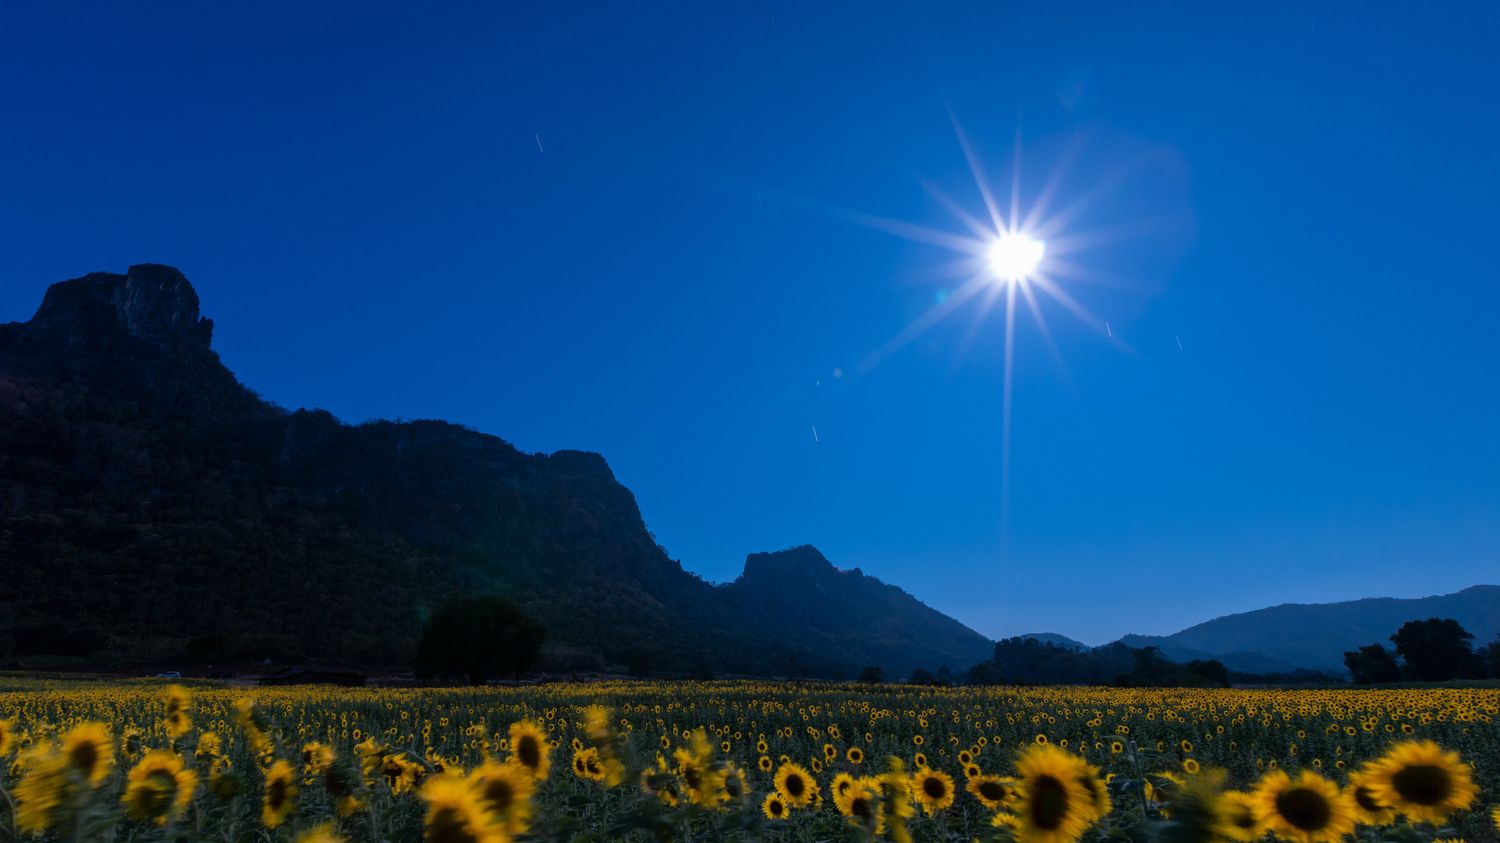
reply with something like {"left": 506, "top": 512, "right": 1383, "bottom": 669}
{"left": 986, "top": 232, "right": 1045, "bottom": 282}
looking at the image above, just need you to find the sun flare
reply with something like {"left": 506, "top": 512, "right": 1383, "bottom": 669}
{"left": 986, "top": 233, "right": 1045, "bottom": 283}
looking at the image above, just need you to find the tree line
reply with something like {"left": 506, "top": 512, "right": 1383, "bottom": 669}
{"left": 1343, "top": 617, "right": 1500, "bottom": 684}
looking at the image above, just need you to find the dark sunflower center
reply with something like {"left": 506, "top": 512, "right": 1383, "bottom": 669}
{"left": 70, "top": 741, "right": 99, "bottom": 775}
{"left": 770, "top": 800, "right": 785, "bottom": 817}
{"left": 136, "top": 770, "right": 177, "bottom": 815}
{"left": 1274, "top": 788, "right": 1332, "bottom": 831}
{"left": 683, "top": 765, "right": 702, "bottom": 790}
{"left": 1231, "top": 805, "right": 1256, "bottom": 830}
{"left": 852, "top": 796, "right": 874, "bottom": 821}
{"left": 1392, "top": 764, "right": 1452, "bottom": 805}
{"left": 979, "top": 781, "right": 1008, "bottom": 801}
{"left": 923, "top": 777, "right": 947, "bottom": 799}
{"left": 268, "top": 778, "right": 289, "bottom": 809}
{"left": 1353, "top": 786, "right": 1384, "bottom": 813}
{"left": 517, "top": 737, "right": 541, "bottom": 769}
{"left": 428, "top": 806, "right": 480, "bottom": 843}
{"left": 785, "top": 774, "right": 805, "bottom": 797}
{"left": 1029, "top": 775, "right": 1071, "bottom": 830}
{"left": 484, "top": 780, "right": 514, "bottom": 810}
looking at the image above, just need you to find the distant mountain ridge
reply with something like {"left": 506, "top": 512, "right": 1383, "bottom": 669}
{"left": 1114, "top": 586, "right": 1500, "bottom": 674}
{"left": 0, "top": 264, "right": 992, "bottom": 676}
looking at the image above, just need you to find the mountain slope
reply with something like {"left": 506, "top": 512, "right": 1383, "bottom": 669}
{"left": 0, "top": 264, "right": 991, "bottom": 676}
{"left": 720, "top": 546, "right": 994, "bottom": 676}
{"left": 1119, "top": 586, "right": 1500, "bottom": 673}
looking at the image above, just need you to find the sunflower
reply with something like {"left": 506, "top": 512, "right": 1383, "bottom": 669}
{"left": 262, "top": 760, "right": 299, "bottom": 829}
{"left": 294, "top": 823, "right": 348, "bottom": 843}
{"left": 163, "top": 685, "right": 193, "bottom": 739}
{"left": 196, "top": 732, "right": 222, "bottom": 758}
{"left": 0, "top": 720, "right": 13, "bottom": 757}
{"left": 911, "top": 768, "right": 955, "bottom": 814}
{"left": 1360, "top": 740, "right": 1477, "bottom": 824}
{"left": 774, "top": 761, "right": 818, "bottom": 807}
{"left": 1492, "top": 805, "right": 1500, "bottom": 833}
{"left": 757, "top": 754, "right": 773, "bottom": 773}
{"left": 1011, "top": 744, "right": 1096, "bottom": 843}
{"left": 847, "top": 746, "right": 865, "bottom": 765}
{"left": 1346, "top": 769, "right": 1396, "bottom": 826}
{"left": 303, "top": 742, "right": 336, "bottom": 775}
{"left": 966, "top": 774, "right": 1015, "bottom": 810}
{"left": 1077, "top": 763, "right": 1111, "bottom": 821}
{"left": 673, "top": 739, "right": 724, "bottom": 807}
{"left": 762, "top": 792, "right": 789, "bottom": 820}
{"left": 878, "top": 757, "right": 917, "bottom": 842}
{"left": 841, "top": 777, "right": 884, "bottom": 833}
{"left": 572, "top": 747, "right": 604, "bottom": 782}
{"left": 419, "top": 773, "right": 505, "bottom": 843}
{"left": 832, "top": 772, "right": 858, "bottom": 805}
{"left": 14, "top": 745, "right": 70, "bottom": 833}
{"left": 508, "top": 720, "right": 550, "bottom": 781}
{"left": 121, "top": 750, "right": 197, "bottom": 826}
{"left": 62, "top": 722, "right": 114, "bottom": 787}
{"left": 1251, "top": 769, "right": 1355, "bottom": 843}
{"left": 470, "top": 760, "right": 533, "bottom": 836}
{"left": 722, "top": 763, "right": 748, "bottom": 802}
{"left": 1216, "top": 791, "right": 1262, "bottom": 842}
{"left": 1183, "top": 758, "right": 1201, "bottom": 775}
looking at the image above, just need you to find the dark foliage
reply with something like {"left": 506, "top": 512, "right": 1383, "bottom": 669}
{"left": 971, "top": 638, "right": 1233, "bottom": 687}
{"left": 1477, "top": 637, "right": 1500, "bottom": 679}
{"left": 1389, "top": 618, "right": 1486, "bottom": 681}
{"left": 415, "top": 596, "right": 545, "bottom": 684}
{"left": 1343, "top": 644, "right": 1403, "bottom": 684}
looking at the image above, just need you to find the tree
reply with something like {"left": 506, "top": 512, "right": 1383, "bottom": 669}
{"left": 857, "top": 665, "right": 885, "bottom": 684}
{"left": 965, "top": 661, "right": 1004, "bottom": 686}
{"left": 1389, "top": 618, "right": 1482, "bottom": 682}
{"left": 415, "top": 596, "right": 546, "bottom": 685}
{"left": 1475, "top": 636, "right": 1500, "bottom": 680}
{"left": 1183, "top": 659, "right": 1231, "bottom": 688}
{"left": 1344, "top": 644, "right": 1402, "bottom": 684}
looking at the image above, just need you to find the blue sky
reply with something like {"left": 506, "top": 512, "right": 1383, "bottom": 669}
{"left": 3, "top": 2, "right": 1498, "bottom": 644}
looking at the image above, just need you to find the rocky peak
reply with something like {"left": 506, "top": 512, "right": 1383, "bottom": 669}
{"left": 23, "top": 263, "right": 213, "bottom": 351}
{"left": 737, "top": 545, "right": 845, "bottom": 584}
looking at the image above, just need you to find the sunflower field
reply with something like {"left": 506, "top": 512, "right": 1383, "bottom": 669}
{"left": 0, "top": 679, "right": 1496, "bottom": 843}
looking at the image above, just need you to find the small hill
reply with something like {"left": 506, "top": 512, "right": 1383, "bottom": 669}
{"left": 1117, "top": 586, "right": 1500, "bottom": 673}
{"left": 1017, "top": 633, "right": 1089, "bottom": 651}
{"left": 0, "top": 264, "right": 992, "bottom": 677}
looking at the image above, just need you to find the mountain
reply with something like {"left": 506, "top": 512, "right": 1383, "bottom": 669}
{"left": 721, "top": 546, "right": 994, "bottom": 675}
{"left": 1017, "top": 633, "right": 1089, "bottom": 651}
{"left": 1117, "top": 586, "right": 1500, "bottom": 674}
{"left": 0, "top": 264, "right": 991, "bottom": 677}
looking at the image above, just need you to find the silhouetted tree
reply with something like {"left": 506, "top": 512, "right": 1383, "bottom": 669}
{"left": 1390, "top": 618, "right": 1482, "bottom": 682}
{"left": 1344, "top": 644, "right": 1402, "bottom": 684}
{"left": 1183, "top": 659, "right": 1231, "bottom": 687}
{"left": 1475, "top": 637, "right": 1500, "bottom": 680}
{"left": 415, "top": 596, "right": 545, "bottom": 685}
{"left": 1129, "top": 647, "right": 1175, "bottom": 686}
{"left": 966, "top": 661, "right": 1004, "bottom": 685}
{"left": 857, "top": 665, "right": 885, "bottom": 684}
